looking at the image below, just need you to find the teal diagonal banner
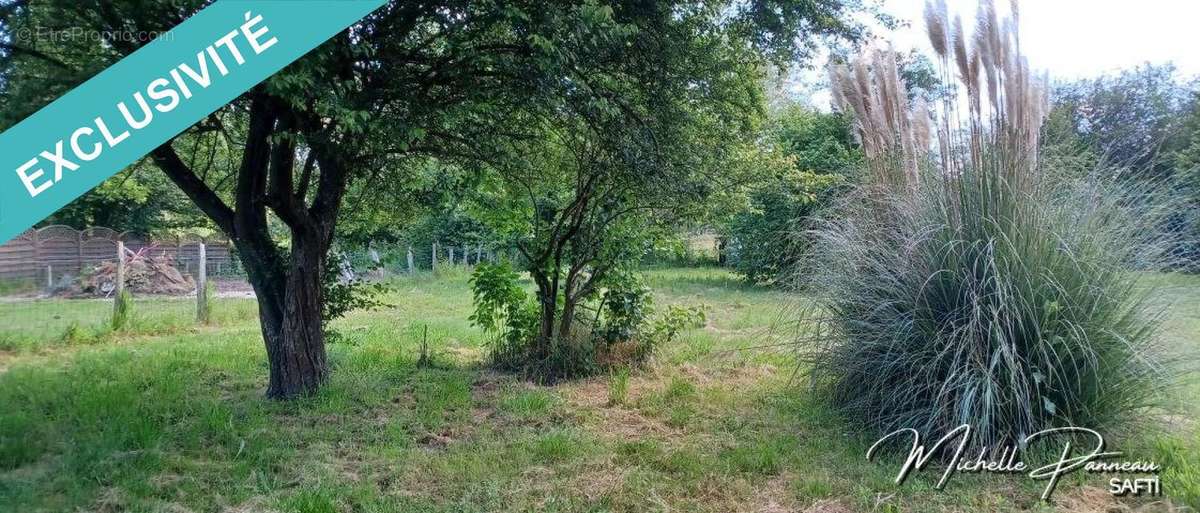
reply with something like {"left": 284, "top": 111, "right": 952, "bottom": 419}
{"left": 0, "top": 0, "right": 385, "bottom": 243}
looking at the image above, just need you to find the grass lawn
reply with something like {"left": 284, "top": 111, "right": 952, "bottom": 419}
{"left": 0, "top": 267, "right": 1197, "bottom": 512}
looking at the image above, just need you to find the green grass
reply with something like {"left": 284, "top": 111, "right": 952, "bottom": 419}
{"left": 0, "top": 295, "right": 259, "bottom": 353}
{"left": 0, "top": 267, "right": 1196, "bottom": 512}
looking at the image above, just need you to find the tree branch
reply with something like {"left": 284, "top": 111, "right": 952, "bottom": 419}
{"left": 150, "top": 143, "right": 235, "bottom": 235}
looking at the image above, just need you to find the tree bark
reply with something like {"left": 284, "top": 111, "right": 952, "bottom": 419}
{"left": 234, "top": 221, "right": 330, "bottom": 399}
{"left": 249, "top": 233, "right": 329, "bottom": 399}
{"left": 533, "top": 270, "right": 557, "bottom": 359}
{"left": 557, "top": 298, "right": 577, "bottom": 343}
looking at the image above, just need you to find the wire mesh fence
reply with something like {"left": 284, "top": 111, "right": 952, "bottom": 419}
{"left": 0, "top": 226, "right": 521, "bottom": 348}
{"left": 0, "top": 226, "right": 708, "bottom": 352}
{"left": 340, "top": 241, "right": 519, "bottom": 278}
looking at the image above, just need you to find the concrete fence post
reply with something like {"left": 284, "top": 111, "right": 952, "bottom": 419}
{"left": 432, "top": 242, "right": 439, "bottom": 271}
{"left": 197, "top": 243, "right": 209, "bottom": 323}
{"left": 407, "top": 245, "right": 415, "bottom": 274}
{"left": 112, "top": 241, "right": 128, "bottom": 329}
{"left": 115, "top": 242, "right": 125, "bottom": 297}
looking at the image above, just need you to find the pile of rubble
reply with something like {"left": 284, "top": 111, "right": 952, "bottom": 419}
{"left": 78, "top": 250, "right": 195, "bottom": 297}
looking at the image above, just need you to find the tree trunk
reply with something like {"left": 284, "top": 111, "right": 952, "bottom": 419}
{"left": 151, "top": 89, "right": 349, "bottom": 401}
{"left": 242, "top": 234, "right": 329, "bottom": 399}
{"left": 534, "top": 277, "right": 557, "bottom": 358}
{"left": 557, "top": 298, "right": 577, "bottom": 343}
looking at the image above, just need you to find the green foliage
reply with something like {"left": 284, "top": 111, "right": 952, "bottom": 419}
{"left": 772, "top": 107, "right": 862, "bottom": 175}
{"left": 1044, "top": 64, "right": 1192, "bottom": 181}
{"left": 598, "top": 275, "right": 707, "bottom": 368}
{"left": 320, "top": 255, "right": 389, "bottom": 324}
{"left": 1171, "top": 92, "right": 1200, "bottom": 268}
{"left": 725, "top": 107, "right": 858, "bottom": 284}
{"left": 467, "top": 262, "right": 539, "bottom": 369}
{"left": 650, "top": 304, "right": 708, "bottom": 344}
{"left": 727, "top": 169, "right": 846, "bottom": 284}
{"left": 1042, "top": 67, "right": 1200, "bottom": 270}
{"left": 468, "top": 263, "right": 697, "bottom": 379}
{"left": 38, "top": 163, "right": 213, "bottom": 234}
{"left": 467, "top": 263, "right": 526, "bottom": 332}
{"left": 598, "top": 278, "right": 653, "bottom": 345}
{"left": 639, "top": 234, "right": 721, "bottom": 268}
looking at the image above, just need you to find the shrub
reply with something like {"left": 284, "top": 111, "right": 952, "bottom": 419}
{"left": 652, "top": 304, "right": 707, "bottom": 341}
{"left": 468, "top": 262, "right": 541, "bottom": 370}
{"left": 595, "top": 275, "right": 705, "bottom": 369}
{"left": 469, "top": 263, "right": 694, "bottom": 380}
{"left": 598, "top": 280, "right": 653, "bottom": 345}
{"left": 722, "top": 106, "right": 859, "bottom": 285}
{"left": 806, "top": 1, "right": 1179, "bottom": 451}
{"left": 725, "top": 169, "right": 846, "bottom": 284}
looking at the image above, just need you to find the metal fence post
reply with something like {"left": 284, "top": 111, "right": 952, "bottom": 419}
{"left": 197, "top": 243, "right": 209, "bottom": 323}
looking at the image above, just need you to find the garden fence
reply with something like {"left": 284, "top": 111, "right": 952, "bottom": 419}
{"left": 341, "top": 240, "right": 517, "bottom": 277}
{"left": 0, "top": 225, "right": 702, "bottom": 351}
{"left": 0, "top": 226, "right": 250, "bottom": 350}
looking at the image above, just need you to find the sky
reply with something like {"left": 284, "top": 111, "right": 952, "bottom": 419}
{"left": 799, "top": 0, "right": 1200, "bottom": 109}
{"left": 880, "top": 0, "right": 1200, "bottom": 79}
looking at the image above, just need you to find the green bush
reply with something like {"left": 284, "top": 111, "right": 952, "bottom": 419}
{"left": 722, "top": 106, "right": 859, "bottom": 285}
{"left": 651, "top": 304, "right": 707, "bottom": 343}
{"left": 469, "top": 264, "right": 695, "bottom": 379}
{"left": 598, "top": 279, "right": 653, "bottom": 344}
{"left": 468, "top": 262, "right": 539, "bottom": 369}
{"left": 596, "top": 274, "right": 705, "bottom": 368}
{"left": 725, "top": 169, "right": 845, "bottom": 284}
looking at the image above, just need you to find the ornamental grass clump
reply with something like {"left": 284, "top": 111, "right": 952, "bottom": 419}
{"left": 803, "top": 0, "right": 1180, "bottom": 450}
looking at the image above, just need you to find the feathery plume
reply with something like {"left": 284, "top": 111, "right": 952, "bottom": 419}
{"left": 833, "top": 0, "right": 1047, "bottom": 190}
{"left": 924, "top": 0, "right": 950, "bottom": 58}
{"left": 952, "top": 15, "right": 971, "bottom": 85}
